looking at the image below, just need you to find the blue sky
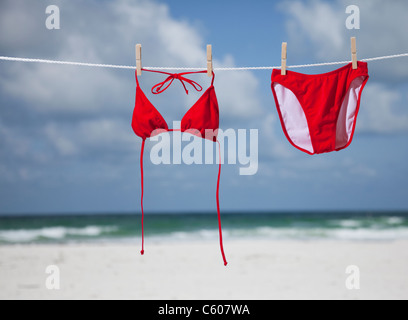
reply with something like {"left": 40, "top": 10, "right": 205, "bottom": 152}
{"left": 1, "top": 0, "right": 408, "bottom": 214}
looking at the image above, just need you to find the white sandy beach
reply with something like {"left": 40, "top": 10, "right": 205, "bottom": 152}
{"left": 0, "top": 240, "right": 407, "bottom": 300}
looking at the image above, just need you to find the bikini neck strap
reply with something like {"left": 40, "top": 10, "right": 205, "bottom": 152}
{"left": 135, "top": 69, "right": 215, "bottom": 94}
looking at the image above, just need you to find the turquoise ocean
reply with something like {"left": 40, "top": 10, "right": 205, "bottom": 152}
{"left": 1, "top": 211, "right": 408, "bottom": 245}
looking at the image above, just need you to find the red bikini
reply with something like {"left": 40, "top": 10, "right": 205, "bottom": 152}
{"left": 271, "top": 62, "right": 369, "bottom": 154}
{"left": 131, "top": 69, "right": 227, "bottom": 266}
{"left": 131, "top": 60, "right": 370, "bottom": 265}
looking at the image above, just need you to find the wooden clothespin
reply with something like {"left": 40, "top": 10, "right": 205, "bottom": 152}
{"left": 207, "top": 44, "right": 213, "bottom": 77}
{"left": 136, "top": 44, "right": 142, "bottom": 76}
{"left": 281, "top": 42, "right": 287, "bottom": 75}
{"left": 351, "top": 37, "right": 357, "bottom": 69}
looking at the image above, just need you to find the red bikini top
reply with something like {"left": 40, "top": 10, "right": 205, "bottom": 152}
{"left": 131, "top": 69, "right": 227, "bottom": 266}
{"left": 132, "top": 69, "right": 219, "bottom": 141}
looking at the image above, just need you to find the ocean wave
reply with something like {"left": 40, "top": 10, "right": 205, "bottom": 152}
{"left": 329, "top": 227, "right": 408, "bottom": 240}
{"left": 386, "top": 217, "right": 405, "bottom": 225}
{"left": 150, "top": 226, "right": 408, "bottom": 242}
{"left": 329, "top": 216, "right": 406, "bottom": 229}
{"left": 0, "top": 226, "right": 118, "bottom": 243}
{"left": 1, "top": 215, "right": 408, "bottom": 244}
{"left": 333, "top": 219, "right": 363, "bottom": 228}
{"left": 231, "top": 226, "right": 408, "bottom": 241}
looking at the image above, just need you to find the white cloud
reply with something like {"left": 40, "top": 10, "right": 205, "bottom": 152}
{"left": 0, "top": 63, "right": 125, "bottom": 115}
{"left": 281, "top": 0, "right": 408, "bottom": 72}
{"left": 44, "top": 118, "right": 135, "bottom": 157}
{"left": 0, "top": 120, "right": 29, "bottom": 158}
{"left": 259, "top": 113, "right": 294, "bottom": 160}
{"left": 215, "top": 55, "right": 263, "bottom": 119}
{"left": 358, "top": 83, "right": 408, "bottom": 133}
{"left": 112, "top": 0, "right": 205, "bottom": 67}
{"left": 44, "top": 124, "right": 78, "bottom": 156}
{"left": 349, "top": 165, "right": 376, "bottom": 178}
{"left": 283, "top": 0, "right": 344, "bottom": 59}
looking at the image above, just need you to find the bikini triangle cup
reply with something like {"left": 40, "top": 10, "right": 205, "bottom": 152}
{"left": 131, "top": 69, "right": 228, "bottom": 266}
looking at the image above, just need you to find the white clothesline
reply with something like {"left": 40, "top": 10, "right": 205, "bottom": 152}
{"left": 0, "top": 53, "right": 408, "bottom": 71}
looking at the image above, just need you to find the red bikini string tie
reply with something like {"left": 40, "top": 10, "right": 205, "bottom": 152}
{"left": 150, "top": 73, "right": 203, "bottom": 95}
{"left": 216, "top": 140, "right": 228, "bottom": 266}
{"left": 140, "top": 139, "right": 146, "bottom": 255}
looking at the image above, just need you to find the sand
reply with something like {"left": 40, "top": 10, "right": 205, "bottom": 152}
{"left": 0, "top": 240, "right": 407, "bottom": 300}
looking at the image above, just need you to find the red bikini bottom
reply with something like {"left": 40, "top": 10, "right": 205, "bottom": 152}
{"left": 271, "top": 62, "right": 369, "bottom": 154}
